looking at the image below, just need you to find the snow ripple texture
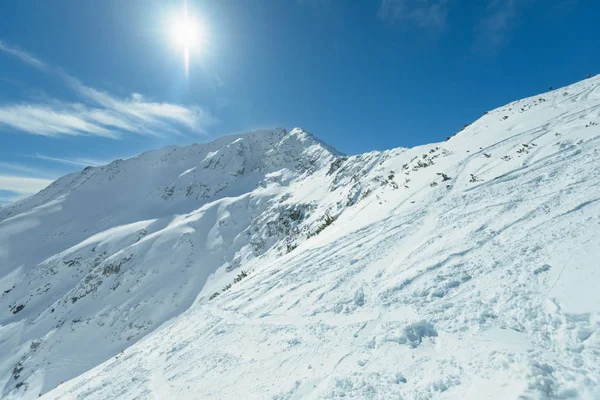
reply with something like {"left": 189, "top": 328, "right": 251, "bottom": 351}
{"left": 1, "top": 77, "right": 600, "bottom": 399}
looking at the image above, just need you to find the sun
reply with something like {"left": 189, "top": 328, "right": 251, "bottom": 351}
{"left": 168, "top": 3, "right": 206, "bottom": 77}
{"left": 170, "top": 14, "right": 202, "bottom": 49}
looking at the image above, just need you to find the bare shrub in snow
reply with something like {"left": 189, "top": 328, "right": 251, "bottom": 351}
{"left": 400, "top": 321, "right": 438, "bottom": 348}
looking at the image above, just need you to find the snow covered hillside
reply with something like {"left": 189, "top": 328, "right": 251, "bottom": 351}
{"left": 2, "top": 76, "right": 600, "bottom": 399}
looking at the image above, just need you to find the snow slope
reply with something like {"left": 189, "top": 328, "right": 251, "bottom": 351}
{"left": 2, "top": 76, "right": 600, "bottom": 399}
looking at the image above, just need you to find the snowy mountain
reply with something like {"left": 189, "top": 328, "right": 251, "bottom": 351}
{"left": 2, "top": 76, "right": 600, "bottom": 399}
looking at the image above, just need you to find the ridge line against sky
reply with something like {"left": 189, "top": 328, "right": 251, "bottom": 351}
{"left": 0, "top": 0, "right": 596, "bottom": 204}
{"left": 0, "top": 38, "right": 215, "bottom": 202}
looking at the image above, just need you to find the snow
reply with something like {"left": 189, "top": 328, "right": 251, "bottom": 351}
{"left": 1, "top": 77, "right": 600, "bottom": 399}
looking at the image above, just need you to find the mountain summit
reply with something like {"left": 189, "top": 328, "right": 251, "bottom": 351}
{"left": 2, "top": 77, "right": 600, "bottom": 399}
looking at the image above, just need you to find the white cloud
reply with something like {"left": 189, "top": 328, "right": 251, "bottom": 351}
{"left": 0, "top": 41, "right": 214, "bottom": 138}
{"left": 379, "top": 0, "right": 450, "bottom": 29}
{"left": 0, "top": 40, "right": 48, "bottom": 71}
{"left": 0, "top": 175, "right": 52, "bottom": 196}
{"left": 0, "top": 163, "right": 61, "bottom": 202}
{"left": 475, "top": 0, "right": 531, "bottom": 50}
{"left": 64, "top": 77, "right": 213, "bottom": 134}
{"left": 0, "top": 104, "right": 119, "bottom": 138}
{"left": 31, "top": 154, "right": 110, "bottom": 167}
{"left": 0, "top": 161, "right": 61, "bottom": 179}
{"left": 0, "top": 156, "right": 110, "bottom": 204}
{"left": 0, "top": 195, "right": 20, "bottom": 204}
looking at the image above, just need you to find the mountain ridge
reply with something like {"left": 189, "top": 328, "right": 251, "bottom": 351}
{"left": 1, "top": 76, "right": 600, "bottom": 399}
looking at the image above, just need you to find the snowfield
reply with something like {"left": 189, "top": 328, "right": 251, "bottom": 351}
{"left": 1, "top": 76, "right": 600, "bottom": 399}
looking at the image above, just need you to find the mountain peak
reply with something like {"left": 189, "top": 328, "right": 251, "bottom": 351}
{"left": 3, "top": 76, "right": 600, "bottom": 399}
{"left": 288, "top": 127, "right": 345, "bottom": 157}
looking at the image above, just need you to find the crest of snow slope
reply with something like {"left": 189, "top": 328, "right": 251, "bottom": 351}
{"left": 4, "top": 76, "right": 600, "bottom": 399}
{"left": 0, "top": 127, "right": 353, "bottom": 398}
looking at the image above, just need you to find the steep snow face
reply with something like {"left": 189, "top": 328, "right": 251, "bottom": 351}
{"left": 3, "top": 77, "right": 600, "bottom": 399}
{"left": 0, "top": 127, "right": 352, "bottom": 397}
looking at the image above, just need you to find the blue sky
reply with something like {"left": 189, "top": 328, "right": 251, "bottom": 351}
{"left": 0, "top": 0, "right": 598, "bottom": 203}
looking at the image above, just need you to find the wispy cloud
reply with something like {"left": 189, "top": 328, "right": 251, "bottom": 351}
{"left": 31, "top": 154, "right": 110, "bottom": 167}
{"left": 0, "top": 156, "right": 110, "bottom": 203}
{"left": 0, "top": 161, "right": 62, "bottom": 179}
{"left": 0, "top": 40, "right": 48, "bottom": 71}
{"left": 0, "top": 175, "right": 53, "bottom": 198}
{"left": 0, "top": 104, "right": 119, "bottom": 138}
{"left": 378, "top": 0, "right": 450, "bottom": 29}
{"left": 0, "top": 41, "right": 214, "bottom": 138}
{"left": 475, "top": 0, "right": 531, "bottom": 50}
{"left": 0, "top": 194, "right": 21, "bottom": 204}
{"left": 0, "top": 162, "right": 61, "bottom": 201}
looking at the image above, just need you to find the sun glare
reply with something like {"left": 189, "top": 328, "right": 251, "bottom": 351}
{"left": 171, "top": 15, "right": 200, "bottom": 48}
{"left": 168, "top": 2, "right": 205, "bottom": 77}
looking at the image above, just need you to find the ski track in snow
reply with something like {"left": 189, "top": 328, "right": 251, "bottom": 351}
{"left": 1, "top": 78, "right": 600, "bottom": 399}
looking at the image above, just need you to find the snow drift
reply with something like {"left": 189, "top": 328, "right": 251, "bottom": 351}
{"left": 1, "top": 77, "right": 600, "bottom": 399}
